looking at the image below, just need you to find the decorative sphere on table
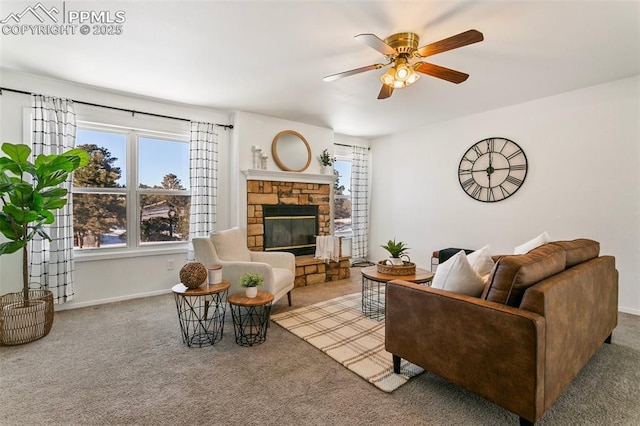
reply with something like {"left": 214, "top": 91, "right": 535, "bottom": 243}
{"left": 179, "top": 262, "right": 207, "bottom": 289}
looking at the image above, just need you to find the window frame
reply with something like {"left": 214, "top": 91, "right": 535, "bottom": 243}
{"left": 333, "top": 155, "right": 353, "bottom": 238}
{"left": 73, "top": 120, "right": 190, "bottom": 258}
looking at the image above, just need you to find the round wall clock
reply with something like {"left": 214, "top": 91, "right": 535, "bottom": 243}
{"left": 458, "top": 137, "right": 528, "bottom": 202}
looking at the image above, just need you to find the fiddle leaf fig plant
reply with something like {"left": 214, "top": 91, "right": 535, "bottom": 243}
{"left": 0, "top": 142, "right": 89, "bottom": 303}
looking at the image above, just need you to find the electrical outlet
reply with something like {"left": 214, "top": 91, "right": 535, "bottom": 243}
{"left": 167, "top": 259, "right": 175, "bottom": 270}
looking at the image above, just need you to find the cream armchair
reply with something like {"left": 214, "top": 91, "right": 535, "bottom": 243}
{"left": 192, "top": 227, "right": 295, "bottom": 305}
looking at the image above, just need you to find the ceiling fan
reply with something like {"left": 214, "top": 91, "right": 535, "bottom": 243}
{"left": 324, "top": 29, "right": 484, "bottom": 99}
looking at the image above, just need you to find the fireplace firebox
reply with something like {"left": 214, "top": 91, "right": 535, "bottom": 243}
{"left": 263, "top": 205, "right": 318, "bottom": 256}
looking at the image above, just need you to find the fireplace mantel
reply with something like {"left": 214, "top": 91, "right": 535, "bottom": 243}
{"left": 242, "top": 169, "right": 336, "bottom": 184}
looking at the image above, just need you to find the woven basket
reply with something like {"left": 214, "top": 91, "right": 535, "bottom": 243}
{"left": 376, "top": 260, "right": 416, "bottom": 276}
{"left": 180, "top": 262, "right": 207, "bottom": 289}
{"left": 0, "top": 290, "right": 54, "bottom": 346}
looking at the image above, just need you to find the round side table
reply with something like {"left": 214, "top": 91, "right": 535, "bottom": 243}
{"left": 227, "top": 291, "right": 274, "bottom": 347}
{"left": 172, "top": 281, "right": 230, "bottom": 347}
{"left": 360, "top": 266, "right": 434, "bottom": 321}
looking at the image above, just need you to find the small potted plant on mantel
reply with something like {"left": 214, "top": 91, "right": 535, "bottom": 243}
{"left": 318, "top": 149, "right": 335, "bottom": 174}
{"left": 381, "top": 238, "right": 410, "bottom": 266}
{"left": 0, "top": 142, "right": 88, "bottom": 345}
{"left": 240, "top": 272, "right": 264, "bottom": 298}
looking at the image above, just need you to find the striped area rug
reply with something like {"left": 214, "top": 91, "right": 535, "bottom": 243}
{"left": 271, "top": 292, "right": 424, "bottom": 392}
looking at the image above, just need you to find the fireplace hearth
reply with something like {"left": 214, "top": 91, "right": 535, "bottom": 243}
{"left": 263, "top": 205, "right": 318, "bottom": 256}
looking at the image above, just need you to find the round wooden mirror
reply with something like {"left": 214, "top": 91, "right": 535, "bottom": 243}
{"left": 271, "top": 130, "right": 312, "bottom": 172}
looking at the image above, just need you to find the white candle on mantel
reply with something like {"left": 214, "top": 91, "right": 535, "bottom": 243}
{"left": 252, "top": 146, "right": 262, "bottom": 168}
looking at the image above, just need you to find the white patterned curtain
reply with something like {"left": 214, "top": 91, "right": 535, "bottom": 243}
{"left": 351, "top": 146, "right": 370, "bottom": 260}
{"left": 30, "top": 95, "right": 77, "bottom": 303}
{"left": 188, "top": 121, "right": 218, "bottom": 259}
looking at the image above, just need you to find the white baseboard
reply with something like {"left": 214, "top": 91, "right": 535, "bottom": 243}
{"left": 618, "top": 306, "right": 640, "bottom": 316}
{"left": 50, "top": 290, "right": 640, "bottom": 316}
{"left": 54, "top": 288, "right": 172, "bottom": 311}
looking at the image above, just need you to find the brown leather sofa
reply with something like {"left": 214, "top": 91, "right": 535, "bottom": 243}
{"left": 385, "top": 239, "right": 618, "bottom": 425}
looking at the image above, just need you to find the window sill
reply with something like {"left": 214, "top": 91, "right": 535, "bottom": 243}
{"left": 74, "top": 245, "right": 188, "bottom": 262}
{"left": 335, "top": 231, "right": 352, "bottom": 239}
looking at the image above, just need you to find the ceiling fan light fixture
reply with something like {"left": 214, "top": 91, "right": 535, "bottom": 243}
{"left": 327, "top": 28, "right": 483, "bottom": 99}
{"left": 381, "top": 62, "right": 420, "bottom": 89}
{"left": 396, "top": 65, "right": 409, "bottom": 80}
{"left": 380, "top": 67, "right": 396, "bottom": 86}
{"left": 406, "top": 70, "right": 420, "bottom": 85}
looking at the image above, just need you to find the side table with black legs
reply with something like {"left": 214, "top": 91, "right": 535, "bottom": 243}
{"left": 172, "top": 281, "right": 230, "bottom": 347}
{"left": 227, "top": 291, "right": 274, "bottom": 347}
{"left": 361, "top": 266, "right": 434, "bottom": 321}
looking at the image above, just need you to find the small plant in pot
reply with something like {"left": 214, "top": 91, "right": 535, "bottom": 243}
{"left": 0, "top": 142, "right": 89, "bottom": 345}
{"left": 318, "top": 149, "right": 335, "bottom": 173}
{"left": 240, "top": 272, "right": 264, "bottom": 298}
{"left": 381, "top": 238, "right": 410, "bottom": 266}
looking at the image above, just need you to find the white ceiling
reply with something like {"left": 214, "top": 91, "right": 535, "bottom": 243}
{"left": 1, "top": 1, "right": 639, "bottom": 138}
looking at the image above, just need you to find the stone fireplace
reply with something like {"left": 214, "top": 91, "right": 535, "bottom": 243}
{"left": 263, "top": 205, "right": 318, "bottom": 256}
{"left": 243, "top": 170, "right": 350, "bottom": 287}
{"left": 246, "top": 179, "right": 331, "bottom": 251}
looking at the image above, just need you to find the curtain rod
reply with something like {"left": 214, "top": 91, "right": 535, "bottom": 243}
{"left": 334, "top": 142, "right": 370, "bottom": 150}
{"left": 0, "top": 87, "right": 234, "bottom": 130}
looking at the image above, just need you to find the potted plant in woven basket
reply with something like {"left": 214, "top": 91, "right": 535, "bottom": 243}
{"left": 381, "top": 238, "right": 410, "bottom": 265}
{"left": 0, "top": 142, "right": 88, "bottom": 345}
{"left": 378, "top": 238, "right": 415, "bottom": 275}
{"left": 240, "top": 272, "right": 263, "bottom": 298}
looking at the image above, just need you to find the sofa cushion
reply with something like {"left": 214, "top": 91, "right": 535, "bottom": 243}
{"left": 432, "top": 250, "right": 485, "bottom": 297}
{"left": 551, "top": 239, "right": 600, "bottom": 268}
{"left": 514, "top": 231, "right": 551, "bottom": 254}
{"left": 483, "top": 243, "right": 566, "bottom": 306}
{"left": 467, "top": 244, "right": 495, "bottom": 276}
{"left": 210, "top": 228, "right": 251, "bottom": 262}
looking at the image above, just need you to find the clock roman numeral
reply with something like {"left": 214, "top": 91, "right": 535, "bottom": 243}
{"left": 471, "top": 144, "right": 483, "bottom": 158}
{"left": 505, "top": 175, "right": 523, "bottom": 186}
{"left": 470, "top": 184, "right": 482, "bottom": 198}
{"left": 487, "top": 138, "right": 495, "bottom": 153}
{"left": 499, "top": 184, "right": 511, "bottom": 198}
{"left": 461, "top": 177, "right": 475, "bottom": 189}
{"left": 458, "top": 168, "right": 473, "bottom": 175}
{"left": 510, "top": 164, "right": 527, "bottom": 171}
{"left": 506, "top": 149, "right": 524, "bottom": 161}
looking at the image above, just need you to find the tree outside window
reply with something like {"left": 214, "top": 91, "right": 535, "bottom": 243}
{"left": 72, "top": 127, "right": 190, "bottom": 250}
{"left": 333, "top": 159, "right": 352, "bottom": 234}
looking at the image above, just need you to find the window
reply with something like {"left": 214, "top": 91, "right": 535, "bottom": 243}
{"left": 73, "top": 124, "right": 190, "bottom": 251}
{"left": 333, "top": 159, "right": 352, "bottom": 235}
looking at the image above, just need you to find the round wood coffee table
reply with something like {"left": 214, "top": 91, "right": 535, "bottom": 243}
{"left": 360, "top": 266, "right": 434, "bottom": 321}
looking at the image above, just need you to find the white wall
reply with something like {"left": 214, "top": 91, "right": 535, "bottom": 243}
{"left": 0, "top": 69, "right": 232, "bottom": 309}
{"left": 369, "top": 75, "right": 640, "bottom": 314}
{"left": 231, "top": 111, "right": 335, "bottom": 227}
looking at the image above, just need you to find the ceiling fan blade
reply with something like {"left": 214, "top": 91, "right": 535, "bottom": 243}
{"left": 414, "top": 62, "right": 469, "bottom": 84}
{"left": 416, "top": 29, "right": 484, "bottom": 58}
{"left": 377, "top": 84, "right": 394, "bottom": 100}
{"left": 355, "top": 33, "right": 397, "bottom": 56}
{"left": 323, "top": 63, "right": 386, "bottom": 82}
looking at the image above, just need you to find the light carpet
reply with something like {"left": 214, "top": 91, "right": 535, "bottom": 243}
{"left": 271, "top": 292, "right": 423, "bottom": 392}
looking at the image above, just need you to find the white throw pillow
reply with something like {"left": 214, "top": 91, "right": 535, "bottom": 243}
{"left": 514, "top": 231, "right": 551, "bottom": 255}
{"left": 211, "top": 228, "right": 252, "bottom": 262}
{"left": 467, "top": 244, "right": 494, "bottom": 276}
{"left": 431, "top": 250, "right": 485, "bottom": 297}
